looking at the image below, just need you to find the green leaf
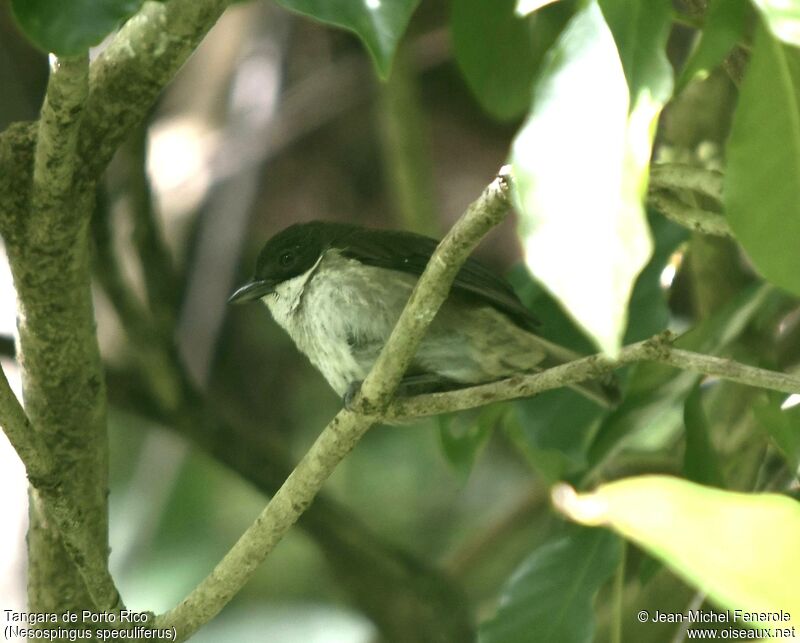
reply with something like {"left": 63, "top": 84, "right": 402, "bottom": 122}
{"left": 751, "top": 0, "right": 800, "bottom": 47}
{"left": 598, "top": 0, "right": 673, "bottom": 101}
{"left": 556, "top": 476, "right": 800, "bottom": 625}
{"left": 676, "top": 0, "right": 749, "bottom": 92}
{"left": 480, "top": 526, "right": 621, "bottom": 643}
{"left": 624, "top": 213, "right": 687, "bottom": 343}
{"left": 275, "top": 0, "right": 420, "bottom": 78}
{"left": 682, "top": 385, "right": 725, "bottom": 487}
{"left": 452, "top": 0, "right": 573, "bottom": 121}
{"left": 513, "top": 388, "right": 605, "bottom": 480}
{"left": 754, "top": 392, "right": 800, "bottom": 472}
{"left": 502, "top": 216, "right": 681, "bottom": 481}
{"left": 438, "top": 407, "right": 498, "bottom": 479}
{"left": 512, "top": 0, "right": 672, "bottom": 356}
{"left": 10, "top": 0, "right": 143, "bottom": 55}
{"left": 725, "top": 23, "right": 800, "bottom": 296}
{"left": 589, "top": 284, "right": 774, "bottom": 467}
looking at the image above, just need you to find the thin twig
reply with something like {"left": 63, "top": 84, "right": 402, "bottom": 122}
{"left": 646, "top": 163, "right": 732, "bottom": 237}
{"left": 154, "top": 168, "right": 514, "bottom": 641}
{"left": 649, "top": 164, "right": 723, "bottom": 202}
{"left": 384, "top": 333, "right": 800, "bottom": 421}
{"left": 647, "top": 191, "right": 732, "bottom": 238}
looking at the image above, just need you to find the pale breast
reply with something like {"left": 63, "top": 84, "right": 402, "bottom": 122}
{"left": 262, "top": 250, "right": 415, "bottom": 395}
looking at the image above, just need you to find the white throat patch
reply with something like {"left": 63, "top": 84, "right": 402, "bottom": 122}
{"left": 261, "top": 252, "right": 324, "bottom": 329}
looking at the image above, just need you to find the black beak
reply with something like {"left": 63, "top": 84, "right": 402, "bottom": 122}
{"left": 228, "top": 279, "right": 276, "bottom": 304}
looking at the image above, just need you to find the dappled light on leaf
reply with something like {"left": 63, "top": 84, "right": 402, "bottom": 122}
{"left": 511, "top": 0, "right": 671, "bottom": 356}
{"left": 751, "top": 0, "right": 800, "bottom": 47}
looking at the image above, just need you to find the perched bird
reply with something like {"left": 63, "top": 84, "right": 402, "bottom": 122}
{"left": 229, "top": 221, "right": 619, "bottom": 406}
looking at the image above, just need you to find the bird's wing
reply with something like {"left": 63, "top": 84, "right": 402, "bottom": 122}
{"left": 336, "top": 227, "right": 540, "bottom": 332}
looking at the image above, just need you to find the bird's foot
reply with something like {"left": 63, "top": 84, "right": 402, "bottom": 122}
{"left": 343, "top": 380, "right": 363, "bottom": 411}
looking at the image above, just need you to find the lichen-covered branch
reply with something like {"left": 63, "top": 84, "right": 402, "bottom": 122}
{"left": 647, "top": 163, "right": 733, "bottom": 238}
{"left": 0, "top": 0, "right": 243, "bottom": 616}
{"left": 647, "top": 190, "right": 732, "bottom": 238}
{"left": 7, "top": 51, "right": 121, "bottom": 612}
{"left": 154, "top": 168, "right": 514, "bottom": 641}
{"left": 649, "top": 164, "right": 723, "bottom": 202}
{"left": 30, "top": 55, "right": 88, "bottom": 241}
{"left": 0, "top": 364, "right": 52, "bottom": 482}
{"left": 383, "top": 332, "right": 800, "bottom": 421}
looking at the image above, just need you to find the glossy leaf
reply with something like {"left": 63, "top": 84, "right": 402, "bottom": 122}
{"left": 589, "top": 284, "right": 774, "bottom": 467}
{"left": 275, "top": 0, "right": 420, "bottom": 78}
{"left": 480, "top": 526, "right": 621, "bottom": 643}
{"left": 555, "top": 476, "right": 800, "bottom": 624}
{"left": 512, "top": 389, "right": 604, "bottom": 480}
{"left": 438, "top": 407, "right": 498, "bottom": 479}
{"left": 504, "top": 215, "right": 682, "bottom": 481}
{"left": 512, "top": 0, "right": 672, "bottom": 356}
{"left": 623, "top": 213, "right": 686, "bottom": 343}
{"left": 676, "top": 0, "right": 749, "bottom": 92}
{"left": 725, "top": 23, "right": 800, "bottom": 296}
{"left": 599, "top": 0, "right": 673, "bottom": 101}
{"left": 11, "top": 0, "right": 142, "bottom": 55}
{"left": 751, "top": 0, "right": 800, "bottom": 46}
{"left": 754, "top": 393, "right": 800, "bottom": 472}
{"left": 452, "top": 0, "right": 573, "bottom": 121}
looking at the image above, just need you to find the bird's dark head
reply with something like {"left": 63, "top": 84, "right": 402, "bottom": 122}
{"left": 228, "top": 221, "right": 351, "bottom": 304}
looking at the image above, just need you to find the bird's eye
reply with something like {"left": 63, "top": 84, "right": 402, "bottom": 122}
{"left": 279, "top": 252, "right": 294, "bottom": 267}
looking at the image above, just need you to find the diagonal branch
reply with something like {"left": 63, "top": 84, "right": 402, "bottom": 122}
{"left": 77, "top": 0, "right": 235, "bottom": 185}
{"left": 0, "top": 363, "right": 52, "bottom": 484}
{"left": 357, "top": 167, "right": 513, "bottom": 410}
{"left": 0, "top": 0, "right": 236, "bottom": 219}
{"left": 153, "top": 167, "right": 514, "bottom": 641}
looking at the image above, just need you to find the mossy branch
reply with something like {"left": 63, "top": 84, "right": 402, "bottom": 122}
{"left": 0, "top": 0, "right": 240, "bottom": 617}
{"left": 31, "top": 55, "right": 88, "bottom": 241}
{"left": 0, "top": 364, "right": 52, "bottom": 482}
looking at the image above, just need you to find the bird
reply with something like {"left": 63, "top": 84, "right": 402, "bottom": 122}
{"left": 229, "top": 221, "right": 619, "bottom": 407}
